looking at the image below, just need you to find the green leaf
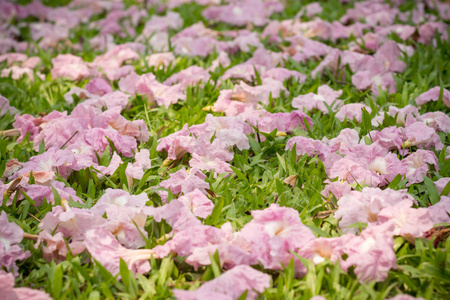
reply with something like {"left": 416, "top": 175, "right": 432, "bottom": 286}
{"left": 387, "top": 174, "right": 402, "bottom": 189}
{"left": 51, "top": 185, "right": 62, "bottom": 206}
{"left": 52, "top": 265, "right": 63, "bottom": 299}
{"left": 423, "top": 176, "right": 440, "bottom": 205}
{"left": 206, "top": 196, "right": 224, "bottom": 226}
{"left": 230, "top": 166, "right": 248, "bottom": 183}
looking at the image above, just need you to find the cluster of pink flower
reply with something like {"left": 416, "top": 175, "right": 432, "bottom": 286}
{"left": 1, "top": 0, "right": 449, "bottom": 299}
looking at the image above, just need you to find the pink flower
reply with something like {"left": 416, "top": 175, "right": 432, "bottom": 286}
{"left": 402, "top": 150, "right": 439, "bottom": 186}
{"left": 51, "top": 54, "right": 90, "bottom": 81}
{"left": 91, "top": 44, "right": 139, "bottom": 73}
{"left": 368, "top": 127, "right": 404, "bottom": 151}
{"left": 35, "top": 231, "right": 85, "bottom": 262}
{"left": 16, "top": 147, "right": 75, "bottom": 182}
{"left": 324, "top": 128, "right": 360, "bottom": 153}
{"left": 0, "top": 94, "right": 17, "bottom": 117}
{"left": 177, "top": 189, "right": 214, "bottom": 218}
{"left": 335, "top": 103, "right": 371, "bottom": 123}
{"left": 378, "top": 200, "right": 433, "bottom": 239}
{"left": 298, "top": 237, "right": 347, "bottom": 265}
{"left": 208, "top": 51, "right": 231, "bottom": 71}
{"left": 146, "top": 52, "right": 175, "bottom": 68}
{"left": 417, "top": 22, "right": 448, "bottom": 44}
{"left": 95, "top": 152, "right": 123, "bottom": 177}
{"left": 91, "top": 188, "right": 148, "bottom": 216}
{"left": 202, "top": 0, "right": 275, "bottom": 27}
{"left": 428, "top": 196, "right": 450, "bottom": 224}
{"left": 0, "top": 270, "right": 52, "bottom": 300}
{"left": 173, "top": 265, "right": 270, "bottom": 300}
{"left": 197, "top": 114, "right": 250, "bottom": 150}
{"left": 100, "top": 206, "right": 148, "bottom": 249}
{"left": 285, "top": 136, "right": 331, "bottom": 161}
{"left": 160, "top": 167, "right": 209, "bottom": 196}
{"left": 0, "top": 211, "right": 30, "bottom": 275}
{"left": 139, "top": 11, "right": 183, "bottom": 39}
{"left": 435, "top": 177, "right": 450, "bottom": 195}
{"left": 189, "top": 138, "right": 234, "bottom": 175}
{"left": 221, "top": 63, "right": 265, "bottom": 82}
{"left": 156, "top": 124, "right": 196, "bottom": 160}
{"left": 85, "top": 228, "right": 156, "bottom": 276}
{"left": 164, "top": 66, "right": 210, "bottom": 89}
{"left": 340, "top": 222, "right": 397, "bottom": 282}
{"left": 85, "top": 78, "right": 112, "bottom": 96}
{"left": 418, "top": 111, "right": 450, "bottom": 133}
{"left": 321, "top": 180, "right": 352, "bottom": 200}
{"left": 125, "top": 149, "right": 151, "bottom": 180}
{"left": 261, "top": 67, "right": 306, "bottom": 83}
{"left": 415, "top": 86, "right": 450, "bottom": 107}
{"left": 240, "top": 204, "right": 315, "bottom": 274}
{"left": 145, "top": 199, "right": 201, "bottom": 232}
{"left": 1, "top": 66, "right": 45, "bottom": 81}
{"left": 292, "top": 85, "right": 343, "bottom": 113}
{"left": 404, "top": 120, "right": 444, "bottom": 150}
{"left": 39, "top": 205, "right": 105, "bottom": 241}
{"left": 119, "top": 73, "right": 186, "bottom": 107}
{"left": 335, "top": 188, "right": 415, "bottom": 234}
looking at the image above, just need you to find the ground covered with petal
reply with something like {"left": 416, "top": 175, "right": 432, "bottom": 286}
{"left": 0, "top": 0, "right": 450, "bottom": 299}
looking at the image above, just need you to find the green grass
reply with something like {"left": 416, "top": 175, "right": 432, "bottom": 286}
{"left": 1, "top": 0, "right": 450, "bottom": 299}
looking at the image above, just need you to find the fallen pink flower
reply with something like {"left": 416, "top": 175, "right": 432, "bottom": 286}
{"left": 0, "top": 211, "right": 30, "bottom": 275}
{"left": 173, "top": 265, "right": 271, "bottom": 300}
{"left": 0, "top": 270, "right": 51, "bottom": 300}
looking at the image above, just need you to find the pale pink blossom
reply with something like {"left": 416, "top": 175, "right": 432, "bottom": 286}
{"left": 435, "top": 178, "right": 450, "bottom": 195}
{"left": 0, "top": 94, "right": 17, "bottom": 117}
{"left": 164, "top": 66, "right": 210, "bottom": 89}
{"left": 418, "top": 111, "right": 450, "bottom": 133}
{"left": 1, "top": 66, "right": 45, "bottom": 81}
{"left": 340, "top": 222, "right": 397, "bottom": 282}
{"left": 335, "top": 188, "right": 415, "bottom": 234}
{"left": 119, "top": 72, "right": 186, "bottom": 107}
{"left": 100, "top": 206, "right": 148, "bottom": 249}
{"left": 125, "top": 149, "right": 151, "bottom": 180}
{"left": 0, "top": 270, "right": 52, "bottom": 300}
{"left": 85, "top": 228, "right": 155, "bottom": 276}
{"left": 415, "top": 86, "right": 450, "bottom": 107}
{"left": 378, "top": 200, "right": 433, "bottom": 238}
{"left": 189, "top": 139, "right": 234, "bottom": 175}
{"left": 324, "top": 128, "right": 360, "bottom": 153}
{"left": 239, "top": 204, "right": 316, "bottom": 275}
{"left": 35, "top": 231, "right": 85, "bottom": 262}
{"left": 146, "top": 52, "right": 175, "bottom": 68}
{"left": 91, "top": 188, "right": 148, "bottom": 216}
{"left": 39, "top": 205, "right": 105, "bottom": 242}
{"left": 85, "top": 78, "right": 112, "bottom": 96}
{"left": 160, "top": 167, "right": 209, "bottom": 196}
{"left": 335, "top": 103, "right": 372, "bottom": 123}
{"left": 95, "top": 152, "right": 123, "bottom": 177}
{"left": 321, "top": 180, "right": 352, "bottom": 200}
{"left": 402, "top": 150, "right": 439, "bottom": 186}
{"left": 428, "top": 196, "right": 450, "bottom": 224}
{"left": 292, "top": 85, "right": 343, "bottom": 112}
{"left": 285, "top": 136, "right": 331, "bottom": 161}
{"left": 368, "top": 126, "right": 404, "bottom": 151}
{"left": 0, "top": 211, "right": 30, "bottom": 274}
{"left": 51, "top": 54, "right": 90, "bottom": 81}
{"left": 298, "top": 236, "right": 348, "bottom": 265}
{"left": 177, "top": 189, "right": 214, "bottom": 218}
{"left": 261, "top": 68, "right": 306, "bottom": 83}
{"left": 404, "top": 120, "right": 444, "bottom": 150}
{"left": 173, "top": 265, "right": 270, "bottom": 300}
{"left": 145, "top": 199, "right": 201, "bottom": 232}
